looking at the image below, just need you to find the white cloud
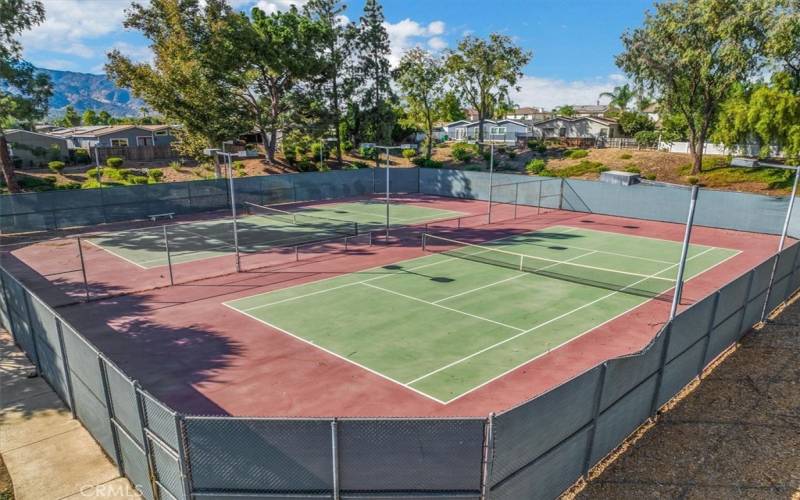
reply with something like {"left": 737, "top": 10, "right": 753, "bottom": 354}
{"left": 383, "top": 18, "right": 447, "bottom": 67}
{"left": 36, "top": 59, "right": 78, "bottom": 71}
{"left": 20, "top": 0, "right": 129, "bottom": 59}
{"left": 111, "top": 41, "right": 154, "bottom": 65}
{"left": 254, "top": 0, "right": 307, "bottom": 14}
{"left": 428, "top": 37, "right": 447, "bottom": 51}
{"left": 511, "top": 74, "right": 629, "bottom": 110}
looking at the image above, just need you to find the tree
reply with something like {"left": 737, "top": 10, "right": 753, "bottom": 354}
{"left": 435, "top": 91, "right": 466, "bottom": 122}
{"left": 107, "top": 0, "right": 252, "bottom": 160}
{"left": 0, "top": 0, "right": 51, "bottom": 192}
{"left": 97, "top": 110, "right": 113, "bottom": 125}
{"left": 355, "top": 0, "right": 395, "bottom": 160}
{"left": 599, "top": 83, "right": 636, "bottom": 110}
{"left": 304, "top": 0, "right": 355, "bottom": 166}
{"left": 57, "top": 105, "right": 81, "bottom": 127}
{"left": 617, "top": 111, "right": 655, "bottom": 136}
{"left": 82, "top": 109, "right": 98, "bottom": 126}
{"left": 394, "top": 48, "right": 446, "bottom": 159}
{"left": 555, "top": 105, "right": 576, "bottom": 117}
{"left": 446, "top": 34, "right": 531, "bottom": 149}
{"left": 616, "top": 0, "right": 768, "bottom": 174}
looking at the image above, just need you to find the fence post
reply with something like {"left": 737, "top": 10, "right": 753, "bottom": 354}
{"left": 55, "top": 318, "right": 77, "bottom": 419}
{"left": 558, "top": 178, "right": 565, "bottom": 210}
{"left": 163, "top": 226, "right": 174, "bottom": 286}
{"left": 76, "top": 237, "right": 91, "bottom": 301}
{"left": 135, "top": 386, "right": 159, "bottom": 499}
{"left": 331, "top": 419, "right": 340, "bottom": 500}
{"left": 514, "top": 183, "right": 519, "bottom": 219}
{"left": 649, "top": 323, "right": 674, "bottom": 415}
{"left": 0, "top": 270, "right": 16, "bottom": 344}
{"left": 480, "top": 413, "right": 495, "bottom": 500}
{"left": 582, "top": 362, "right": 608, "bottom": 476}
{"left": 98, "top": 357, "right": 125, "bottom": 475}
{"left": 698, "top": 292, "right": 720, "bottom": 376}
{"left": 737, "top": 271, "right": 756, "bottom": 337}
{"left": 22, "top": 292, "right": 42, "bottom": 373}
{"left": 175, "top": 414, "right": 194, "bottom": 500}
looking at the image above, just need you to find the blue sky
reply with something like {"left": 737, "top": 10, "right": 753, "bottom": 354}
{"left": 20, "top": 0, "right": 654, "bottom": 109}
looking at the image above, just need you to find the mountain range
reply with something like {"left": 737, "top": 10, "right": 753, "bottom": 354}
{"left": 29, "top": 67, "right": 145, "bottom": 118}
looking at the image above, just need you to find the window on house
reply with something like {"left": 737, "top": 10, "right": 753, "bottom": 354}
{"left": 154, "top": 130, "right": 169, "bottom": 136}
{"left": 559, "top": 128, "right": 567, "bottom": 137}
{"left": 110, "top": 138, "right": 129, "bottom": 147}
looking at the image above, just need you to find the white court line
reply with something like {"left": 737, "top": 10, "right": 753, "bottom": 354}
{"left": 563, "top": 224, "right": 723, "bottom": 252}
{"left": 432, "top": 250, "right": 598, "bottom": 305}
{"left": 84, "top": 238, "right": 150, "bottom": 269}
{"left": 361, "top": 282, "right": 524, "bottom": 332}
{"left": 322, "top": 205, "right": 463, "bottom": 224}
{"left": 221, "top": 302, "right": 448, "bottom": 405}
{"left": 406, "top": 246, "right": 717, "bottom": 387}
{"left": 437, "top": 246, "right": 742, "bottom": 403}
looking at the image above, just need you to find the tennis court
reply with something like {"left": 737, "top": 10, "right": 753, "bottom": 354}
{"left": 87, "top": 199, "right": 465, "bottom": 269}
{"left": 225, "top": 225, "right": 739, "bottom": 403}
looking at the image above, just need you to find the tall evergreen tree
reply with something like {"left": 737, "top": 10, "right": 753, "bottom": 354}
{"left": 57, "top": 105, "right": 81, "bottom": 127}
{"left": 304, "top": 0, "right": 355, "bottom": 166}
{"left": 355, "top": 0, "right": 394, "bottom": 161}
{"left": 82, "top": 109, "right": 98, "bottom": 126}
{"left": 97, "top": 110, "right": 113, "bottom": 125}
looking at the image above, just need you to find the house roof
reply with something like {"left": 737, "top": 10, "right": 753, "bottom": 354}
{"left": 570, "top": 104, "right": 609, "bottom": 114}
{"left": 510, "top": 106, "right": 549, "bottom": 114}
{"left": 533, "top": 116, "right": 618, "bottom": 127}
{"left": 51, "top": 124, "right": 172, "bottom": 138}
{"left": 446, "top": 119, "right": 528, "bottom": 128}
{"left": 6, "top": 128, "right": 68, "bottom": 141}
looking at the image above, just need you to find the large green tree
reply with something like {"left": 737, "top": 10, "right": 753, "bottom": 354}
{"left": 303, "top": 0, "right": 355, "bottom": 166}
{"left": 446, "top": 34, "right": 531, "bottom": 148}
{"left": 81, "top": 109, "right": 98, "bottom": 126}
{"left": 354, "top": 0, "right": 394, "bottom": 155}
{"left": 436, "top": 91, "right": 466, "bottom": 122}
{"left": 0, "top": 0, "right": 52, "bottom": 192}
{"left": 394, "top": 48, "right": 447, "bottom": 159}
{"left": 107, "top": 0, "right": 251, "bottom": 159}
{"left": 616, "top": 0, "right": 768, "bottom": 174}
{"left": 57, "top": 105, "right": 81, "bottom": 127}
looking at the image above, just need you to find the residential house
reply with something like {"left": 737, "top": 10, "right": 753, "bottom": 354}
{"left": 51, "top": 125, "right": 176, "bottom": 149}
{"left": 526, "top": 116, "right": 621, "bottom": 143}
{"left": 5, "top": 129, "right": 69, "bottom": 168}
{"left": 444, "top": 119, "right": 529, "bottom": 144}
{"left": 504, "top": 106, "right": 553, "bottom": 122}
{"left": 641, "top": 103, "right": 660, "bottom": 125}
{"left": 571, "top": 104, "right": 610, "bottom": 118}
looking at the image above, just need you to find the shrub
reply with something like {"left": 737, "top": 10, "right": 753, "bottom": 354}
{"left": 316, "top": 162, "right": 331, "bottom": 172}
{"left": 687, "top": 176, "right": 700, "bottom": 185}
{"left": 624, "top": 166, "right": 641, "bottom": 174}
{"left": 129, "top": 175, "right": 149, "bottom": 185}
{"left": 412, "top": 157, "right": 442, "bottom": 167}
{"left": 169, "top": 161, "right": 183, "bottom": 172}
{"left": 620, "top": 153, "right": 633, "bottom": 160}
{"left": 359, "top": 146, "right": 377, "bottom": 160}
{"left": 597, "top": 166, "right": 610, "bottom": 173}
{"left": 527, "top": 140, "right": 547, "bottom": 153}
{"left": 644, "top": 173, "right": 657, "bottom": 181}
{"left": 48, "top": 161, "right": 66, "bottom": 173}
{"left": 74, "top": 148, "right": 90, "bottom": 163}
{"left": 341, "top": 164, "right": 359, "bottom": 170}
{"left": 451, "top": 142, "right": 477, "bottom": 162}
{"left": 148, "top": 169, "right": 164, "bottom": 181}
{"left": 526, "top": 159, "right": 547, "bottom": 175}
{"left": 310, "top": 142, "right": 330, "bottom": 161}
{"left": 106, "top": 157, "right": 124, "bottom": 168}
{"left": 81, "top": 179, "right": 101, "bottom": 189}
{"left": 57, "top": 182, "right": 81, "bottom": 190}
{"left": 635, "top": 130, "right": 659, "bottom": 148}
{"left": 497, "top": 146, "right": 507, "bottom": 155}
{"left": 482, "top": 151, "right": 492, "bottom": 162}
{"left": 106, "top": 168, "right": 131, "bottom": 181}
{"left": 565, "top": 149, "right": 589, "bottom": 159}
{"left": 350, "top": 161, "right": 370, "bottom": 169}
{"left": 507, "top": 150, "right": 517, "bottom": 159}
{"left": 85, "top": 167, "right": 100, "bottom": 178}
{"left": 402, "top": 148, "right": 417, "bottom": 159}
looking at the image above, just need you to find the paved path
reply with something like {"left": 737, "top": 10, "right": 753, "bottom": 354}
{"left": 0, "top": 330, "right": 141, "bottom": 499}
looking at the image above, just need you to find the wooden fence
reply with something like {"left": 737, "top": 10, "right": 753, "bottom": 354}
{"left": 92, "top": 144, "right": 179, "bottom": 163}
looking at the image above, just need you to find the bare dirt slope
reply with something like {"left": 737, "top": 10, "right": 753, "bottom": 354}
{"left": 565, "top": 293, "right": 800, "bottom": 499}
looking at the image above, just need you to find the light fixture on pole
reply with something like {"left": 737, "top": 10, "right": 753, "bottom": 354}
{"left": 732, "top": 158, "right": 799, "bottom": 321}
{"left": 374, "top": 145, "right": 404, "bottom": 240}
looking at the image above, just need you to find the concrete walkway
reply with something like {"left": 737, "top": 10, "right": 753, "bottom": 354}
{"left": 0, "top": 330, "right": 141, "bottom": 499}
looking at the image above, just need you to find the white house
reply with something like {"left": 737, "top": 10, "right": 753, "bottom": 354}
{"left": 504, "top": 106, "right": 552, "bottom": 122}
{"left": 444, "top": 119, "right": 529, "bottom": 144}
{"left": 528, "top": 116, "right": 621, "bottom": 140}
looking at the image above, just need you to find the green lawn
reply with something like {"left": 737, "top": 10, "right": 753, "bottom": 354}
{"left": 225, "top": 225, "right": 739, "bottom": 403}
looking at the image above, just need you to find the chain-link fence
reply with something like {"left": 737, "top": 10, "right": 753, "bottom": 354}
{"left": 1, "top": 168, "right": 799, "bottom": 500}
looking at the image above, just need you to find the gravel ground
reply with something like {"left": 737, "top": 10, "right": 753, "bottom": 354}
{"left": 565, "top": 292, "right": 800, "bottom": 499}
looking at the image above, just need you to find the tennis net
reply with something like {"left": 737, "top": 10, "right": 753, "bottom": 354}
{"left": 244, "top": 202, "right": 358, "bottom": 237}
{"left": 422, "top": 233, "right": 677, "bottom": 300}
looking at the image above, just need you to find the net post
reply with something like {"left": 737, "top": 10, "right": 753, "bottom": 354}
{"left": 331, "top": 419, "right": 340, "bottom": 500}
{"left": 559, "top": 178, "right": 565, "bottom": 210}
{"left": 760, "top": 164, "right": 798, "bottom": 322}
{"left": 225, "top": 153, "right": 242, "bottom": 273}
{"left": 344, "top": 237, "right": 348, "bottom": 252}
{"left": 422, "top": 233, "right": 427, "bottom": 251}
{"left": 458, "top": 217, "right": 462, "bottom": 229}
{"left": 163, "top": 225, "right": 174, "bottom": 286}
{"left": 669, "top": 185, "right": 699, "bottom": 320}
{"left": 295, "top": 246, "right": 299, "bottom": 261}
{"left": 519, "top": 253, "right": 524, "bottom": 271}
{"left": 488, "top": 143, "right": 494, "bottom": 224}
{"left": 76, "top": 237, "right": 90, "bottom": 301}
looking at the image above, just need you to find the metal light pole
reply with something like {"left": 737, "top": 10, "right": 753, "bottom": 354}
{"left": 204, "top": 147, "right": 249, "bottom": 272}
{"left": 669, "top": 185, "right": 699, "bottom": 320}
{"left": 374, "top": 145, "right": 403, "bottom": 240}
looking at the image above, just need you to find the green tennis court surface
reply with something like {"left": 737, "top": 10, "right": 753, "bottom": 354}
{"left": 225, "top": 225, "right": 739, "bottom": 403}
{"left": 87, "top": 200, "right": 465, "bottom": 268}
